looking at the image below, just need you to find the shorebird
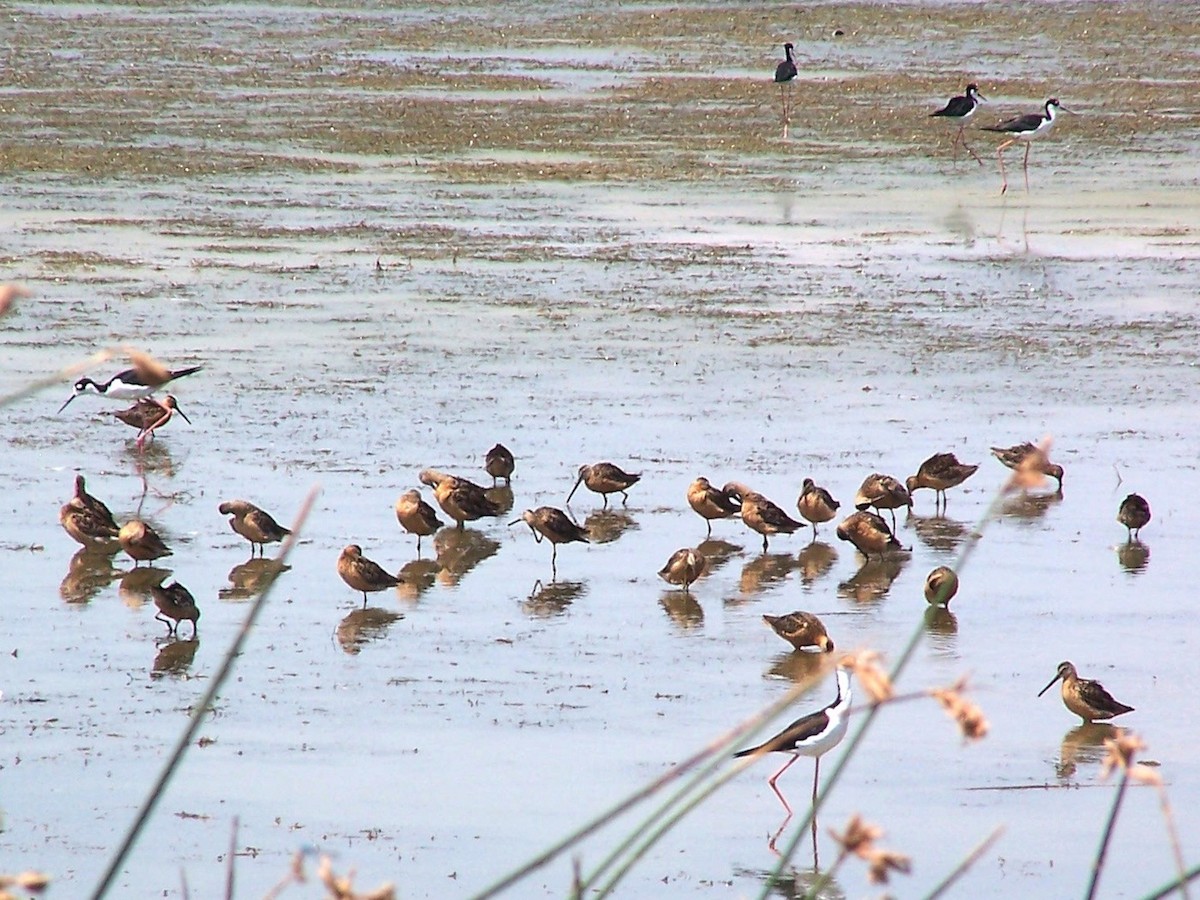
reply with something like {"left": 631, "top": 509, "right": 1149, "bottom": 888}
{"left": 110, "top": 395, "right": 191, "bottom": 447}
{"left": 218, "top": 500, "right": 291, "bottom": 557}
{"left": 567, "top": 462, "right": 641, "bottom": 508}
{"left": 60, "top": 503, "right": 121, "bottom": 551}
{"left": 150, "top": 580, "right": 200, "bottom": 637}
{"left": 724, "top": 482, "right": 804, "bottom": 553}
{"left": 1117, "top": 493, "right": 1151, "bottom": 541}
{"left": 930, "top": 83, "right": 986, "bottom": 163}
{"left": 775, "top": 42, "right": 798, "bottom": 137}
{"left": 58, "top": 363, "right": 202, "bottom": 412}
{"left": 853, "top": 473, "right": 911, "bottom": 528}
{"left": 734, "top": 666, "right": 852, "bottom": 815}
{"left": 836, "top": 510, "right": 902, "bottom": 559}
{"left": 991, "top": 442, "right": 1064, "bottom": 491}
{"left": 981, "top": 98, "right": 1070, "bottom": 194}
{"left": 1038, "top": 661, "right": 1134, "bottom": 724}
{"left": 762, "top": 611, "right": 834, "bottom": 653}
{"left": 658, "top": 548, "right": 708, "bottom": 592}
{"left": 485, "top": 443, "right": 515, "bottom": 486}
{"left": 511, "top": 507, "right": 589, "bottom": 570}
{"left": 395, "top": 489, "right": 444, "bottom": 555}
{"left": 118, "top": 520, "right": 173, "bottom": 566}
{"left": 69, "top": 474, "right": 118, "bottom": 528}
{"left": 796, "top": 478, "right": 840, "bottom": 538}
{"left": 923, "top": 566, "right": 959, "bottom": 607}
{"left": 420, "top": 469, "right": 501, "bottom": 528}
{"left": 337, "top": 544, "right": 402, "bottom": 607}
{"left": 687, "top": 477, "right": 740, "bottom": 536}
{"left": 906, "top": 453, "right": 978, "bottom": 510}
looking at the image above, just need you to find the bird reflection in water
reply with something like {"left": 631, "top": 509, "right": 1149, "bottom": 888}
{"left": 582, "top": 508, "right": 638, "bottom": 544}
{"left": 336, "top": 608, "right": 403, "bottom": 655}
{"left": 733, "top": 863, "right": 845, "bottom": 900}
{"left": 837, "top": 555, "right": 908, "bottom": 604}
{"left": 60, "top": 549, "right": 119, "bottom": 604}
{"left": 396, "top": 559, "right": 441, "bottom": 603}
{"left": 152, "top": 638, "right": 199, "bottom": 678}
{"left": 522, "top": 579, "right": 585, "bottom": 618}
{"left": 695, "top": 538, "right": 740, "bottom": 573}
{"left": 483, "top": 485, "right": 514, "bottom": 516}
{"left": 1116, "top": 540, "right": 1150, "bottom": 574}
{"left": 660, "top": 591, "right": 704, "bottom": 631}
{"left": 906, "top": 510, "right": 971, "bottom": 554}
{"left": 434, "top": 527, "right": 500, "bottom": 586}
{"left": 219, "top": 558, "right": 291, "bottom": 601}
{"left": 1000, "top": 489, "right": 1063, "bottom": 524}
{"left": 128, "top": 438, "right": 176, "bottom": 478}
{"left": 766, "top": 650, "right": 826, "bottom": 686}
{"left": 736, "top": 553, "right": 798, "bottom": 599}
{"left": 119, "top": 566, "right": 171, "bottom": 609}
{"left": 797, "top": 542, "right": 837, "bottom": 587}
{"left": 923, "top": 606, "right": 958, "bottom": 655}
{"left": 1056, "top": 723, "right": 1125, "bottom": 780}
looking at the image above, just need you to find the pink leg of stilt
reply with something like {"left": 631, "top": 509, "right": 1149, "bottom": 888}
{"left": 767, "top": 752, "right": 800, "bottom": 815}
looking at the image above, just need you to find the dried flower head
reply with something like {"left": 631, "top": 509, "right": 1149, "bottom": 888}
{"left": 1101, "top": 733, "right": 1146, "bottom": 780}
{"left": 315, "top": 854, "right": 396, "bottom": 900}
{"left": 930, "top": 678, "right": 990, "bottom": 741}
{"left": 840, "top": 651, "right": 893, "bottom": 703}
{"left": 830, "top": 814, "right": 882, "bottom": 858}
{"left": 123, "top": 347, "right": 173, "bottom": 387}
{"left": 0, "top": 284, "right": 30, "bottom": 318}
{"left": 1005, "top": 436, "right": 1056, "bottom": 493}
{"left": 867, "top": 849, "right": 913, "bottom": 884}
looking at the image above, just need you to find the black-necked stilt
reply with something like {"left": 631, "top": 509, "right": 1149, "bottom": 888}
{"left": 929, "top": 83, "right": 986, "bottom": 164}
{"left": 58, "top": 364, "right": 202, "bottom": 412}
{"left": 219, "top": 499, "right": 292, "bottom": 558}
{"left": 1117, "top": 493, "right": 1151, "bottom": 541}
{"left": 1038, "top": 661, "right": 1134, "bottom": 724}
{"left": 774, "top": 42, "right": 798, "bottom": 137}
{"left": 734, "top": 666, "right": 852, "bottom": 815}
{"left": 567, "top": 462, "right": 641, "bottom": 509}
{"left": 981, "top": 98, "right": 1070, "bottom": 194}
{"left": 990, "top": 441, "right": 1064, "bottom": 491}
{"left": 337, "top": 544, "right": 402, "bottom": 608}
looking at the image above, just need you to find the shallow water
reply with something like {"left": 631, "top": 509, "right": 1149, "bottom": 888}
{"left": 3, "top": 2, "right": 1200, "bottom": 897}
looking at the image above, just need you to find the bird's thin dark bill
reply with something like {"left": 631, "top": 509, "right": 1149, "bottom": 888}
{"left": 1037, "top": 675, "right": 1060, "bottom": 697}
{"left": 57, "top": 394, "right": 77, "bottom": 413}
{"left": 174, "top": 406, "right": 192, "bottom": 425}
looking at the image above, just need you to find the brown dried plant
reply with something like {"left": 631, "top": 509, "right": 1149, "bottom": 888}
{"left": 929, "top": 678, "right": 990, "bottom": 741}
{"left": 829, "top": 814, "right": 912, "bottom": 886}
{"left": 841, "top": 650, "right": 893, "bottom": 703}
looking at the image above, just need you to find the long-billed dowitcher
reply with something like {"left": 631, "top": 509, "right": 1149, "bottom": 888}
{"left": 150, "top": 581, "right": 200, "bottom": 637}
{"left": 218, "top": 500, "right": 291, "bottom": 557}
{"left": 991, "top": 441, "right": 1064, "bottom": 490}
{"left": 796, "top": 478, "right": 840, "bottom": 538}
{"left": 1117, "top": 493, "right": 1151, "bottom": 541}
{"left": 906, "top": 453, "right": 978, "bottom": 510}
{"left": 70, "top": 474, "right": 118, "bottom": 528}
{"left": 511, "top": 507, "right": 589, "bottom": 569}
{"left": 395, "top": 489, "right": 443, "bottom": 555}
{"left": 853, "top": 474, "right": 911, "bottom": 528}
{"left": 734, "top": 666, "right": 852, "bottom": 815}
{"left": 930, "top": 83, "right": 986, "bottom": 164}
{"left": 485, "top": 443, "right": 515, "bottom": 486}
{"left": 981, "top": 98, "right": 1070, "bottom": 194}
{"left": 58, "top": 363, "right": 202, "bottom": 412}
{"left": 658, "top": 548, "right": 708, "bottom": 592}
{"left": 836, "top": 510, "right": 902, "bottom": 560}
{"left": 111, "top": 395, "right": 191, "bottom": 447}
{"left": 118, "top": 520, "right": 173, "bottom": 566}
{"left": 1038, "top": 661, "right": 1133, "bottom": 724}
{"left": 337, "top": 544, "right": 402, "bottom": 607}
{"left": 419, "top": 469, "right": 501, "bottom": 528}
{"left": 923, "top": 566, "right": 959, "bottom": 608}
{"left": 60, "top": 503, "right": 121, "bottom": 551}
{"left": 567, "top": 462, "right": 641, "bottom": 508}
{"left": 762, "top": 611, "right": 834, "bottom": 653}
{"left": 687, "top": 477, "right": 740, "bottom": 536}
{"left": 724, "top": 482, "right": 804, "bottom": 553}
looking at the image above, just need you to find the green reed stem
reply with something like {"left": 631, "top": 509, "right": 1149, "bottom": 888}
{"left": 1085, "top": 765, "right": 1132, "bottom": 900}
{"left": 1142, "top": 863, "right": 1200, "bottom": 900}
{"left": 923, "top": 826, "right": 1005, "bottom": 900}
{"left": 89, "top": 488, "right": 319, "bottom": 900}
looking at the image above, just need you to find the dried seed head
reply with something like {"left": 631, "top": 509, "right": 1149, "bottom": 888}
{"left": 1101, "top": 733, "right": 1146, "bottom": 780}
{"left": 930, "top": 679, "right": 990, "bottom": 741}
{"left": 1006, "top": 436, "right": 1055, "bottom": 493}
{"left": 124, "top": 347, "right": 173, "bottom": 387}
{"left": 0, "top": 283, "right": 30, "bottom": 318}
{"left": 841, "top": 650, "right": 893, "bottom": 702}
{"left": 830, "top": 814, "right": 882, "bottom": 858}
{"left": 868, "top": 849, "right": 913, "bottom": 884}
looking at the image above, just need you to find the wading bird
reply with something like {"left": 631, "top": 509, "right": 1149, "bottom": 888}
{"left": 724, "top": 482, "right": 804, "bottom": 553}
{"left": 485, "top": 443, "right": 515, "bottom": 486}
{"left": 567, "top": 462, "right": 641, "bottom": 508}
{"left": 687, "top": 477, "right": 740, "bottom": 536}
{"left": 219, "top": 500, "right": 291, "bottom": 557}
{"left": 853, "top": 474, "right": 911, "bottom": 529}
{"left": 511, "top": 507, "right": 589, "bottom": 572}
{"left": 775, "top": 42, "right": 798, "bottom": 137}
{"left": 836, "top": 510, "right": 902, "bottom": 560}
{"left": 118, "top": 520, "right": 173, "bottom": 566}
{"left": 337, "top": 544, "right": 402, "bottom": 607}
{"left": 658, "top": 548, "right": 708, "bottom": 592}
{"left": 930, "top": 83, "right": 986, "bottom": 163}
{"left": 762, "top": 611, "right": 834, "bottom": 653}
{"left": 981, "top": 98, "right": 1069, "bottom": 194}
{"left": 1038, "top": 661, "right": 1133, "bottom": 724}
{"left": 395, "top": 489, "right": 444, "bottom": 555}
{"left": 923, "top": 566, "right": 959, "bottom": 608}
{"left": 151, "top": 581, "right": 200, "bottom": 637}
{"left": 796, "top": 478, "right": 840, "bottom": 538}
{"left": 58, "top": 363, "right": 202, "bottom": 412}
{"left": 1117, "top": 493, "right": 1151, "bottom": 541}
{"left": 906, "top": 453, "right": 978, "bottom": 510}
{"left": 991, "top": 442, "right": 1064, "bottom": 491}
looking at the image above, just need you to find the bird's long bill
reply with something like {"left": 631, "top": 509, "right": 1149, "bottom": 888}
{"left": 57, "top": 393, "right": 77, "bottom": 413}
{"left": 174, "top": 405, "right": 193, "bottom": 425}
{"left": 566, "top": 475, "right": 583, "bottom": 504}
{"left": 1037, "top": 673, "right": 1062, "bottom": 697}
{"left": 507, "top": 518, "right": 522, "bottom": 527}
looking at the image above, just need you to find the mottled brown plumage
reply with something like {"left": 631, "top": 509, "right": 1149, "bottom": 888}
{"left": 337, "top": 544, "right": 402, "bottom": 607}
{"left": 111, "top": 395, "right": 190, "bottom": 445}
{"left": 762, "top": 611, "right": 833, "bottom": 652}
{"left": 991, "top": 442, "right": 1064, "bottom": 490}
{"left": 1038, "top": 661, "right": 1133, "bottom": 724}
{"left": 70, "top": 474, "right": 118, "bottom": 529}
{"left": 151, "top": 580, "right": 200, "bottom": 637}
{"left": 512, "top": 507, "right": 589, "bottom": 569}
{"left": 118, "top": 520, "right": 173, "bottom": 566}
{"left": 395, "top": 489, "right": 444, "bottom": 554}
{"left": 836, "top": 510, "right": 902, "bottom": 560}
{"left": 567, "top": 462, "right": 641, "bottom": 508}
{"left": 1117, "top": 493, "right": 1151, "bottom": 541}
{"left": 906, "top": 453, "right": 978, "bottom": 508}
{"left": 60, "top": 503, "right": 121, "bottom": 550}
{"left": 796, "top": 478, "right": 840, "bottom": 536}
{"left": 687, "top": 477, "right": 740, "bottom": 536}
{"left": 853, "top": 473, "right": 912, "bottom": 527}
{"left": 219, "top": 499, "right": 291, "bottom": 557}
{"left": 724, "top": 482, "right": 803, "bottom": 553}
{"left": 923, "top": 566, "right": 959, "bottom": 607}
{"left": 658, "top": 548, "right": 708, "bottom": 592}
{"left": 485, "top": 443, "right": 515, "bottom": 486}
{"left": 420, "top": 469, "right": 501, "bottom": 528}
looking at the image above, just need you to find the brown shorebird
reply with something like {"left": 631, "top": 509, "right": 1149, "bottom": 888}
{"left": 1117, "top": 493, "right": 1151, "bottom": 541}
{"left": 150, "top": 580, "right": 200, "bottom": 637}
{"left": 687, "top": 477, "right": 740, "bottom": 536}
{"left": 60, "top": 504, "right": 121, "bottom": 551}
{"left": 567, "top": 462, "right": 641, "bottom": 508}
{"left": 111, "top": 395, "right": 191, "bottom": 447}
{"left": 796, "top": 478, "right": 840, "bottom": 538}
{"left": 762, "top": 611, "right": 834, "bottom": 653}
{"left": 420, "top": 469, "right": 500, "bottom": 529}
{"left": 511, "top": 507, "right": 589, "bottom": 572}
{"left": 118, "top": 520, "right": 173, "bottom": 566}
{"left": 923, "top": 566, "right": 960, "bottom": 608}
{"left": 836, "top": 510, "right": 902, "bottom": 560}
{"left": 219, "top": 500, "right": 291, "bottom": 557}
{"left": 70, "top": 474, "right": 118, "bottom": 528}
{"left": 337, "top": 544, "right": 402, "bottom": 607}
{"left": 1038, "top": 661, "right": 1133, "bottom": 724}
{"left": 485, "top": 443, "right": 515, "bottom": 486}
{"left": 658, "top": 548, "right": 708, "bottom": 592}
{"left": 991, "top": 442, "right": 1064, "bottom": 491}
{"left": 906, "top": 453, "right": 978, "bottom": 510}
{"left": 395, "top": 489, "right": 444, "bottom": 555}
{"left": 724, "top": 482, "right": 803, "bottom": 553}
{"left": 853, "top": 474, "right": 911, "bottom": 529}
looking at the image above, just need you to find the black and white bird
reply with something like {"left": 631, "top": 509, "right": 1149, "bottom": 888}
{"left": 930, "top": 83, "right": 986, "bottom": 164}
{"left": 58, "top": 364, "right": 202, "bottom": 412}
{"left": 981, "top": 98, "right": 1070, "bottom": 194}
{"left": 734, "top": 666, "right": 852, "bottom": 814}
{"left": 774, "top": 42, "right": 798, "bottom": 137}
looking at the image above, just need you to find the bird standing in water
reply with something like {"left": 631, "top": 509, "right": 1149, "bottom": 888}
{"left": 774, "top": 42, "right": 798, "bottom": 137}
{"left": 337, "top": 544, "right": 402, "bottom": 607}
{"left": 485, "top": 443, "right": 515, "bottom": 486}
{"left": 687, "top": 477, "right": 740, "bottom": 536}
{"left": 219, "top": 500, "right": 292, "bottom": 557}
{"left": 1038, "top": 661, "right": 1133, "bottom": 723}
{"left": 762, "top": 611, "right": 834, "bottom": 653}
{"left": 1117, "top": 493, "right": 1151, "bottom": 541}
{"left": 567, "top": 462, "right": 641, "bottom": 508}
{"left": 511, "top": 507, "right": 589, "bottom": 573}
{"left": 658, "top": 548, "right": 708, "bottom": 592}
{"left": 929, "top": 83, "right": 986, "bottom": 164}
